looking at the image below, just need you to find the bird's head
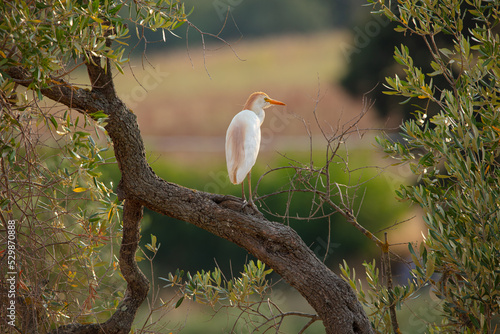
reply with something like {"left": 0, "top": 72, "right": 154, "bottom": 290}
{"left": 244, "top": 92, "right": 286, "bottom": 112}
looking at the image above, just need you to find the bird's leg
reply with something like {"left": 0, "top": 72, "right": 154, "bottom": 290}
{"left": 239, "top": 172, "right": 258, "bottom": 212}
{"left": 247, "top": 172, "right": 258, "bottom": 210}
{"left": 241, "top": 182, "right": 246, "bottom": 202}
{"left": 247, "top": 172, "right": 253, "bottom": 204}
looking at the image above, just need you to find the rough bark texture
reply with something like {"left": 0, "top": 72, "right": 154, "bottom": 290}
{"left": 6, "top": 63, "right": 374, "bottom": 334}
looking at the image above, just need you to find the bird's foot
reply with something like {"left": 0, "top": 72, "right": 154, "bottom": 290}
{"left": 216, "top": 195, "right": 263, "bottom": 217}
{"left": 241, "top": 199, "right": 255, "bottom": 210}
{"left": 241, "top": 200, "right": 264, "bottom": 217}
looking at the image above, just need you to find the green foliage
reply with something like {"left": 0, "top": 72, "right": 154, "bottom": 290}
{"left": 161, "top": 260, "right": 273, "bottom": 308}
{"left": 0, "top": 99, "right": 123, "bottom": 330}
{"left": 340, "top": 260, "right": 417, "bottom": 333}
{"left": 0, "top": 0, "right": 187, "bottom": 92}
{"left": 367, "top": 0, "right": 500, "bottom": 332}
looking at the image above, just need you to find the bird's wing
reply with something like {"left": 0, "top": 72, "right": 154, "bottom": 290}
{"left": 225, "top": 110, "right": 261, "bottom": 184}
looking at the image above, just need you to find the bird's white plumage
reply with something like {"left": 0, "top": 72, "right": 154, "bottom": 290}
{"left": 225, "top": 92, "right": 285, "bottom": 203}
{"left": 225, "top": 109, "right": 263, "bottom": 184}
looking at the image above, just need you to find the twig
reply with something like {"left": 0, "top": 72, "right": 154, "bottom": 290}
{"left": 185, "top": 18, "right": 244, "bottom": 79}
{"left": 382, "top": 233, "right": 401, "bottom": 334}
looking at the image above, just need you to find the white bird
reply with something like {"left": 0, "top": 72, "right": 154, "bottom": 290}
{"left": 225, "top": 92, "right": 286, "bottom": 205}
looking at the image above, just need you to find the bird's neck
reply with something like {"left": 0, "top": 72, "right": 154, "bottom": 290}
{"left": 253, "top": 108, "right": 265, "bottom": 125}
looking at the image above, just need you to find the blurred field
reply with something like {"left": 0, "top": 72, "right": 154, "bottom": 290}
{"left": 115, "top": 31, "right": 380, "bottom": 164}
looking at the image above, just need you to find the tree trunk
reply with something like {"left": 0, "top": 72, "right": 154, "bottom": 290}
{"left": 6, "top": 64, "right": 373, "bottom": 334}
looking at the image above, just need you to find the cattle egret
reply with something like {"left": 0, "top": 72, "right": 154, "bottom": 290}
{"left": 225, "top": 92, "right": 286, "bottom": 205}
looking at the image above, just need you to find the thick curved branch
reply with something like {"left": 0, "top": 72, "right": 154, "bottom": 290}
{"left": 6, "top": 64, "right": 373, "bottom": 334}
{"left": 101, "top": 199, "right": 149, "bottom": 331}
{"left": 5, "top": 67, "right": 101, "bottom": 113}
{"left": 86, "top": 50, "right": 117, "bottom": 100}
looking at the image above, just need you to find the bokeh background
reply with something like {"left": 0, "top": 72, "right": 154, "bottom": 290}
{"left": 96, "top": 0, "right": 435, "bottom": 332}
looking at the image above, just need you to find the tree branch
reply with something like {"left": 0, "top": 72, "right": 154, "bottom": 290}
{"left": 382, "top": 233, "right": 400, "bottom": 334}
{"left": 5, "top": 66, "right": 107, "bottom": 114}
{"left": 86, "top": 50, "right": 117, "bottom": 100}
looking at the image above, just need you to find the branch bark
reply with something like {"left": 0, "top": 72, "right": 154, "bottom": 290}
{"left": 6, "top": 64, "right": 373, "bottom": 334}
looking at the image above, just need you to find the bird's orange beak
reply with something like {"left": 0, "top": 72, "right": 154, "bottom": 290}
{"left": 265, "top": 97, "right": 286, "bottom": 106}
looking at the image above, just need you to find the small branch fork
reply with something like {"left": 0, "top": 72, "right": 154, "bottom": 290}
{"left": 228, "top": 299, "right": 321, "bottom": 333}
{"left": 185, "top": 11, "right": 244, "bottom": 79}
{"left": 254, "top": 91, "right": 380, "bottom": 238}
